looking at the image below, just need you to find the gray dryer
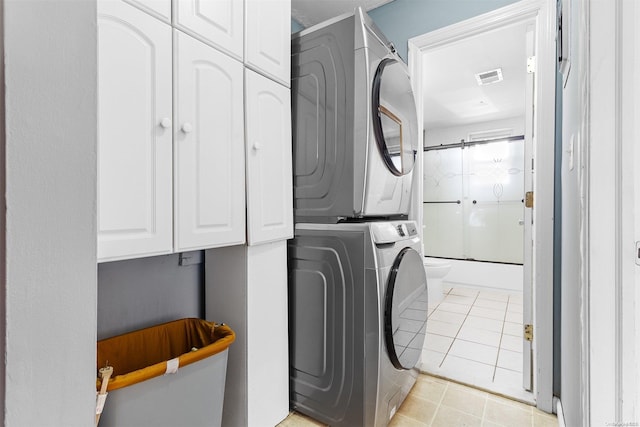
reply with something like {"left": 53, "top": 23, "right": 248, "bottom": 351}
{"left": 291, "top": 8, "right": 420, "bottom": 223}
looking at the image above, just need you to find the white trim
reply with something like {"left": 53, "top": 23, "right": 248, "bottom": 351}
{"left": 409, "top": 0, "right": 548, "bottom": 49}
{"left": 633, "top": 0, "right": 640, "bottom": 419}
{"left": 621, "top": 0, "right": 640, "bottom": 423}
{"left": 408, "top": 45, "right": 424, "bottom": 249}
{"left": 589, "top": 0, "right": 640, "bottom": 423}
{"left": 572, "top": 1, "right": 590, "bottom": 422}
{"left": 467, "top": 128, "right": 514, "bottom": 141}
{"left": 556, "top": 398, "right": 567, "bottom": 427}
{"left": 408, "top": 0, "right": 556, "bottom": 412}
{"left": 587, "top": 0, "right": 624, "bottom": 424}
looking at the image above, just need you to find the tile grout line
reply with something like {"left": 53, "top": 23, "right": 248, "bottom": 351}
{"left": 426, "top": 286, "right": 451, "bottom": 320}
{"left": 423, "top": 287, "right": 451, "bottom": 365}
{"left": 480, "top": 393, "right": 489, "bottom": 427}
{"left": 491, "top": 294, "right": 510, "bottom": 383}
{"left": 437, "top": 288, "right": 480, "bottom": 368}
{"left": 428, "top": 381, "right": 449, "bottom": 426}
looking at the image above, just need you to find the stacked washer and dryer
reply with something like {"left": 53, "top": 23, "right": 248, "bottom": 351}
{"left": 288, "top": 8, "right": 428, "bottom": 427}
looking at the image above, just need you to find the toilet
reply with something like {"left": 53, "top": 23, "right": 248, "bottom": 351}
{"left": 423, "top": 257, "right": 451, "bottom": 305}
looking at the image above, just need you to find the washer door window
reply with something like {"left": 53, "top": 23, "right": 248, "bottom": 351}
{"left": 384, "top": 247, "right": 428, "bottom": 370}
{"left": 372, "top": 58, "right": 419, "bottom": 177}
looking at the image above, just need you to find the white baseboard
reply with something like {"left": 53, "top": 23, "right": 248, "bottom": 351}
{"left": 555, "top": 398, "right": 566, "bottom": 427}
{"left": 431, "top": 258, "right": 523, "bottom": 292}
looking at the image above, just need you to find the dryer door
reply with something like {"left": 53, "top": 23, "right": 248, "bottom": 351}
{"left": 384, "top": 247, "right": 428, "bottom": 370}
{"left": 372, "top": 58, "right": 419, "bottom": 177}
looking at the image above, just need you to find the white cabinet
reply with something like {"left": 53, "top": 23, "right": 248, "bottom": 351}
{"left": 245, "top": 70, "right": 293, "bottom": 245}
{"left": 98, "top": 1, "right": 247, "bottom": 262}
{"left": 205, "top": 241, "right": 289, "bottom": 427}
{"left": 98, "top": 0, "right": 292, "bottom": 261}
{"left": 124, "top": 0, "right": 171, "bottom": 23}
{"left": 245, "top": 0, "right": 291, "bottom": 86}
{"left": 174, "top": 0, "right": 244, "bottom": 60}
{"left": 174, "top": 31, "right": 246, "bottom": 251}
{"left": 97, "top": 0, "right": 173, "bottom": 261}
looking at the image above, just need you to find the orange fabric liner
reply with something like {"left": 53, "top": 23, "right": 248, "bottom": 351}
{"left": 96, "top": 318, "right": 235, "bottom": 392}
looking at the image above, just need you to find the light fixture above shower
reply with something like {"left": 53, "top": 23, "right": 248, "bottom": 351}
{"left": 475, "top": 68, "right": 504, "bottom": 85}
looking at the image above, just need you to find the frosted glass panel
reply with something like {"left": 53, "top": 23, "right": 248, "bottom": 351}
{"left": 466, "top": 201, "right": 523, "bottom": 264}
{"left": 422, "top": 139, "right": 524, "bottom": 264}
{"left": 423, "top": 149, "right": 463, "bottom": 201}
{"left": 423, "top": 203, "right": 464, "bottom": 258}
{"left": 467, "top": 140, "right": 524, "bottom": 202}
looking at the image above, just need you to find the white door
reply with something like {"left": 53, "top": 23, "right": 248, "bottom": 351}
{"left": 245, "top": 70, "right": 293, "bottom": 245}
{"left": 174, "top": 0, "right": 244, "bottom": 60}
{"left": 245, "top": 0, "right": 291, "bottom": 86}
{"left": 246, "top": 241, "right": 290, "bottom": 426}
{"left": 174, "top": 31, "right": 246, "bottom": 251}
{"left": 97, "top": 1, "right": 173, "bottom": 262}
{"left": 522, "top": 24, "right": 535, "bottom": 391}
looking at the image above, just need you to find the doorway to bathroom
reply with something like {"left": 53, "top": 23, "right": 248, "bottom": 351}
{"left": 408, "top": 0, "right": 556, "bottom": 410}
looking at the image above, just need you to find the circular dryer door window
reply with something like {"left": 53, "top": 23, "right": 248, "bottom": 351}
{"left": 372, "top": 58, "right": 419, "bottom": 177}
{"left": 384, "top": 247, "right": 428, "bottom": 370}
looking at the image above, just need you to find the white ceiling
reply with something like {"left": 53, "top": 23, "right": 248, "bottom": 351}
{"left": 422, "top": 20, "right": 531, "bottom": 129}
{"left": 291, "top": 0, "right": 394, "bottom": 28}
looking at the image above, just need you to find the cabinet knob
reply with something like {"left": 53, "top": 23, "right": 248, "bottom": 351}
{"left": 253, "top": 142, "right": 262, "bottom": 151}
{"left": 182, "top": 122, "right": 193, "bottom": 133}
{"left": 160, "top": 118, "right": 172, "bottom": 128}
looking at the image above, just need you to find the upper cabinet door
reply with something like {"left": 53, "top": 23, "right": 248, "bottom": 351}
{"left": 123, "top": 0, "right": 171, "bottom": 23}
{"left": 245, "top": 70, "right": 293, "bottom": 245}
{"left": 174, "top": 0, "right": 243, "bottom": 60}
{"left": 97, "top": 1, "right": 173, "bottom": 262}
{"left": 245, "top": 0, "right": 291, "bottom": 86}
{"left": 174, "top": 31, "right": 246, "bottom": 251}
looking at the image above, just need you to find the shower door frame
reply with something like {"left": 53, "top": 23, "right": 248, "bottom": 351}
{"left": 423, "top": 135, "right": 528, "bottom": 266}
{"left": 408, "top": 0, "right": 557, "bottom": 413}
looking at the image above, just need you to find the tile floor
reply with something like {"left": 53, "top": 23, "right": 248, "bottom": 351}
{"left": 278, "top": 374, "right": 557, "bottom": 427}
{"left": 420, "top": 286, "right": 531, "bottom": 402}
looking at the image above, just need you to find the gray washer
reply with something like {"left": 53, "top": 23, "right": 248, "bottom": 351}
{"left": 288, "top": 221, "right": 428, "bottom": 426}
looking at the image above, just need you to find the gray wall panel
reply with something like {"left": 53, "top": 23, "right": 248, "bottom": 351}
{"left": 97, "top": 252, "right": 203, "bottom": 340}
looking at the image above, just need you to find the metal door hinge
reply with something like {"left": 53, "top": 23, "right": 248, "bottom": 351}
{"left": 525, "top": 191, "right": 534, "bottom": 208}
{"left": 524, "top": 324, "right": 533, "bottom": 341}
{"left": 527, "top": 56, "right": 536, "bottom": 73}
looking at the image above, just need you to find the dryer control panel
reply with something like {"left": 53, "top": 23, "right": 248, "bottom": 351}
{"left": 371, "top": 221, "right": 418, "bottom": 244}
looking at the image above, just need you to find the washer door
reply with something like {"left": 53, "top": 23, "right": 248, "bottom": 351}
{"left": 372, "top": 58, "right": 419, "bottom": 177}
{"left": 384, "top": 247, "right": 428, "bottom": 370}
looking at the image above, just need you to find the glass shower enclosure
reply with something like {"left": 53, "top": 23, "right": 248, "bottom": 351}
{"left": 423, "top": 137, "right": 525, "bottom": 264}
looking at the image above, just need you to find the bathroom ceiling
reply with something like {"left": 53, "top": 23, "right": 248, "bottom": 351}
{"left": 291, "top": 0, "right": 394, "bottom": 28}
{"left": 422, "top": 20, "right": 530, "bottom": 129}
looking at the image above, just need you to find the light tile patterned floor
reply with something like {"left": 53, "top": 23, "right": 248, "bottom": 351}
{"left": 420, "top": 286, "right": 532, "bottom": 402}
{"left": 277, "top": 375, "right": 557, "bottom": 427}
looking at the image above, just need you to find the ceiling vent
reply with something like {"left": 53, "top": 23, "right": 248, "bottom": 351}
{"left": 475, "top": 68, "right": 503, "bottom": 86}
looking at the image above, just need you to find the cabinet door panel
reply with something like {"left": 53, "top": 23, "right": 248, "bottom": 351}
{"left": 175, "top": 0, "right": 243, "bottom": 60}
{"left": 98, "top": 1, "right": 173, "bottom": 261}
{"left": 124, "top": 0, "right": 171, "bottom": 23}
{"left": 175, "top": 31, "right": 245, "bottom": 251}
{"left": 245, "top": 0, "right": 290, "bottom": 85}
{"left": 245, "top": 70, "right": 293, "bottom": 245}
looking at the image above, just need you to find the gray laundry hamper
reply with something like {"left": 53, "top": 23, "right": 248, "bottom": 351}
{"left": 96, "top": 318, "right": 235, "bottom": 427}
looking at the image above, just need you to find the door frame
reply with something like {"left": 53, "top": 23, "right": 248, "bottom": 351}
{"left": 407, "top": 0, "right": 556, "bottom": 412}
{"left": 587, "top": 0, "right": 640, "bottom": 423}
